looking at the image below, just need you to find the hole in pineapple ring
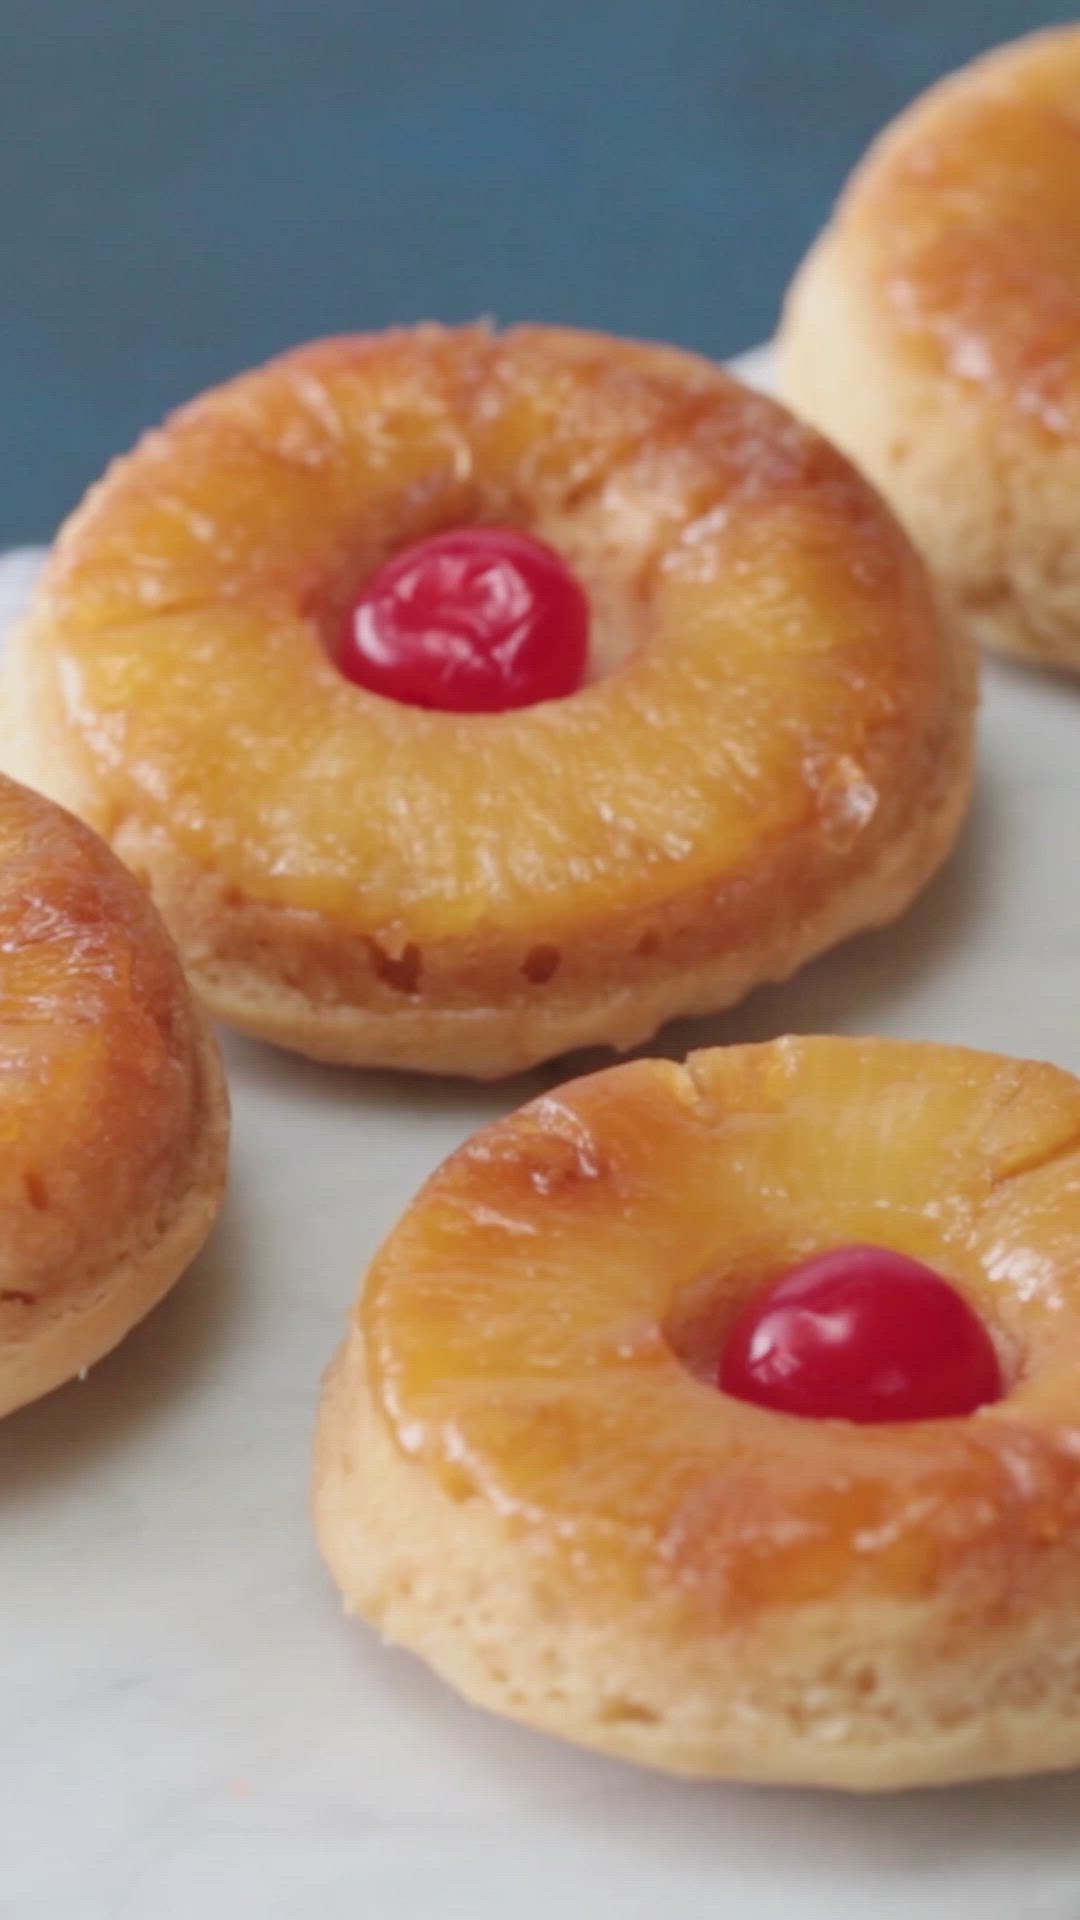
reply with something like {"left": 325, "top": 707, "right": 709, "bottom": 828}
{"left": 309, "top": 493, "right": 658, "bottom": 702}
{"left": 666, "top": 1245, "right": 1005, "bottom": 1426}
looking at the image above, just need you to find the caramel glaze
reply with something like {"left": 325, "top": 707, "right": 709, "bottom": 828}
{"left": 0, "top": 776, "right": 206, "bottom": 1332}
{"left": 844, "top": 28, "right": 1080, "bottom": 437}
{"left": 366, "top": 1038, "right": 1080, "bottom": 1629}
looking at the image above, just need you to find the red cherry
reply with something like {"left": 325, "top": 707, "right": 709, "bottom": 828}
{"left": 718, "top": 1245, "right": 1003, "bottom": 1424}
{"left": 339, "top": 527, "right": 589, "bottom": 712}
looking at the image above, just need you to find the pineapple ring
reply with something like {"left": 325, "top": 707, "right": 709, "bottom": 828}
{"left": 781, "top": 25, "right": 1080, "bottom": 671}
{"left": 0, "top": 775, "right": 229, "bottom": 1419}
{"left": 316, "top": 1036, "right": 1080, "bottom": 1789}
{"left": 6, "top": 325, "right": 973, "bottom": 1076}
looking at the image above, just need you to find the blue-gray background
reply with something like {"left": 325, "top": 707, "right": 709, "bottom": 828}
{"left": 5, "top": 1, "right": 1076, "bottom": 542}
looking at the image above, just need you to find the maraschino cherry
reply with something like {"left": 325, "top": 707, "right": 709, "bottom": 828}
{"left": 719, "top": 1245, "right": 1003, "bottom": 1424}
{"left": 340, "top": 527, "right": 589, "bottom": 712}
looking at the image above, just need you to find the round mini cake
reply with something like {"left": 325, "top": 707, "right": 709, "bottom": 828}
{"left": 7, "top": 325, "right": 973, "bottom": 1077}
{"left": 316, "top": 1036, "right": 1080, "bottom": 1789}
{"left": 780, "top": 26, "right": 1080, "bottom": 672}
{"left": 0, "top": 774, "right": 229, "bottom": 1419}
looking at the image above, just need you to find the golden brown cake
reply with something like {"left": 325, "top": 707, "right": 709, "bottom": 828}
{"left": 780, "top": 26, "right": 1080, "bottom": 671}
{"left": 7, "top": 325, "right": 973, "bottom": 1076}
{"left": 0, "top": 775, "right": 229, "bottom": 1418}
{"left": 316, "top": 1036, "right": 1080, "bottom": 1788}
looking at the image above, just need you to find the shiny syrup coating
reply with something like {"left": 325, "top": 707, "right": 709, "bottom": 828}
{"left": 366, "top": 1037, "right": 1080, "bottom": 1626}
{"left": 35, "top": 325, "right": 951, "bottom": 952}
{"left": 844, "top": 27, "right": 1080, "bottom": 434}
{"left": 0, "top": 776, "right": 203, "bottom": 1325}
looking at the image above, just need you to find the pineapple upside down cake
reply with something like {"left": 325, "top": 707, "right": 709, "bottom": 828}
{"left": 0, "top": 775, "right": 228, "bottom": 1418}
{"left": 781, "top": 24, "right": 1080, "bottom": 672}
{"left": 5, "top": 324, "right": 974, "bottom": 1076}
{"left": 316, "top": 1035, "right": 1080, "bottom": 1790}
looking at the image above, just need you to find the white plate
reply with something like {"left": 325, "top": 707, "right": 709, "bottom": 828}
{"left": 5, "top": 349, "right": 1080, "bottom": 1920}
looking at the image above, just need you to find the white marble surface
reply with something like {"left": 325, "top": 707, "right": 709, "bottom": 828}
{"left": 4, "top": 351, "right": 1080, "bottom": 1919}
